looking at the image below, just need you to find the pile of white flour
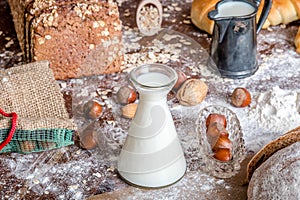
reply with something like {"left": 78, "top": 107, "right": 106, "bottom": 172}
{"left": 248, "top": 86, "right": 300, "bottom": 134}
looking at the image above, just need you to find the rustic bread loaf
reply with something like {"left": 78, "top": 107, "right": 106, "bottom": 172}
{"left": 246, "top": 126, "right": 300, "bottom": 183}
{"left": 247, "top": 141, "right": 300, "bottom": 200}
{"left": 7, "top": 0, "right": 123, "bottom": 80}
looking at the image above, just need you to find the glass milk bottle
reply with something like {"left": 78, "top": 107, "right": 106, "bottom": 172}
{"left": 117, "top": 63, "right": 186, "bottom": 188}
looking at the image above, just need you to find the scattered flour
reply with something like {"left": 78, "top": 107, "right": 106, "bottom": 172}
{"left": 1, "top": 2, "right": 300, "bottom": 199}
{"left": 249, "top": 86, "right": 300, "bottom": 133}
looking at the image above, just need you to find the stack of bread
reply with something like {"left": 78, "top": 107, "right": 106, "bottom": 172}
{"left": 7, "top": 0, "right": 123, "bottom": 80}
{"left": 191, "top": 0, "right": 300, "bottom": 53}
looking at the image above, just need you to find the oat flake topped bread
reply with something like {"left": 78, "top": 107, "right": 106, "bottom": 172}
{"left": 7, "top": 0, "right": 123, "bottom": 80}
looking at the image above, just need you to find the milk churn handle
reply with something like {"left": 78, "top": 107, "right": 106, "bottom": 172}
{"left": 255, "top": 0, "right": 273, "bottom": 33}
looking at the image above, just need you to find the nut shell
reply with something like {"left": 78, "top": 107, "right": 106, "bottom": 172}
{"left": 121, "top": 103, "right": 138, "bottom": 119}
{"left": 206, "top": 113, "right": 227, "bottom": 128}
{"left": 231, "top": 87, "right": 251, "bottom": 107}
{"left": 116, "top": 86, "right": 137, "bottom": 105}
{"left": 213, "top": 148, "right": 232, "bottom": 162}
{"left": 19, "top": 141, "right": 36, "bottom": 153}
{"left": 83, "top": 100, "right": 103, "bottom": 119}
{"left": 80, "top": 124, "right": 98, "bottom": 150}
{"left": 206, "top": 122, "right": 229, "bottom": 148}
{"left": 212, "top": 135, "right": 233, "bottom": 152}
{"left": 176, "top": 79, "right": 208, "bottom": 106}
{"left": 172, "top": 70, "right": 187, "bottom": 91}
{"left": 40, "top": 142, "right": 56, "bottom": 150}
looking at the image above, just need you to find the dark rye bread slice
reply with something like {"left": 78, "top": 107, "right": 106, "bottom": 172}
{"left": 246, "top": 126, "right": 300, "bottom": 183}
{"left": 7, "top": 0, "right": 123, "bottom": 80}
{"left": 247, "top": 141, "right": 300, "bottom": 200}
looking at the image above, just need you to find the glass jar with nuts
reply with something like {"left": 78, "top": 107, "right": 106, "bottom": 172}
{"left": 196, "top": 105, "right": 246, "bottom": 178}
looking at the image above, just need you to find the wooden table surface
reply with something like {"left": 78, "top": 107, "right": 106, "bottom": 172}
{"left": 0, "top": 0, "right": 299, "bottom": 199}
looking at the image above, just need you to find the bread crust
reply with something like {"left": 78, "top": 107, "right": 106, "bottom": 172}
{"left": 190, "top": 0, "right": 219, "bottom": 34}
{"left": 7, "top": 0, "right": 123, "bottom": 80}
{"left": 258, "top": 0, "right": 300, "bottom": 27}
{"left": 191, "top": 0, "right": 300, "bottom": 33}
{"left": 191, "top": 0, "right": 300, "bottom": 52}
{"left": 246, "top": 126, "right": 300, "bottom": 183}
{"left": 295, "top": 27, "right": 300, "bottom": 53}
{"left": 247, "top": 141, "right": 300, "bottom": 200}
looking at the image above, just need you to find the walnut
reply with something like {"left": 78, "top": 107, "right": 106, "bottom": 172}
{"left": 176, "top": 79, "right": 208, "bottom": 106}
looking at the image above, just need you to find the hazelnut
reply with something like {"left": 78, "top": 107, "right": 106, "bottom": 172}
{"left": 206, "top": 113, "right": 227, "bottom": 128}
{"left": 19, "top": 141, "right": 36, "bottom": 153}
{"left": 206, "top": 122, "right": 229, "bottom": 148}
{"left": 83, "top": 100, "right": 103, "bottom": 119}
{"left": 80, "top": 124, "right": 98, "bottom": 150}
{"left": 213, "top": 148, "right": 232, "bottom": 162}
{"left": 212, "top": 135, "right": 233, "bottom": 152}
{"left": 121, "top": 103, "right": 138, "bottom": 119}
{"left": 231, "top": 87, "right": 251, "bottom": 107}
{"left": 40, "top": 141, "right": 56, "bottom": 150}
{"left": 176, "top": 79, "right": 208, "bottom": 106}
{"left": 172, "top": 70, "right": 187, "bottom": 91}
{"left": 116, "top": 86, "right": 137, "bottom": 105}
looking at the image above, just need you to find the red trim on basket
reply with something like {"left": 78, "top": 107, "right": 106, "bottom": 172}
{"left": 0, "top": 108, "right": 18, "bottom": 151}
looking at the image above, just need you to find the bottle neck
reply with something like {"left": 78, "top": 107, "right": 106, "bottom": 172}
{"left": 138, "top": 91, "right": 168, "bottom": 103}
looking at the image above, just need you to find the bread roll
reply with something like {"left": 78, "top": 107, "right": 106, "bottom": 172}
{"left": 190, "top": 0, "right": 219, "bottom": 34}
{"left": 295, "top": 27, "right": 300, "bottom": 53}
{"left": 247, "top": 142, "right": 300, "bottom": 200}
{"left": 191, "top": 0, "right": 300, "bottom": 33}
{"left": 257, "top": 0, "right": 300, "bottom": 28}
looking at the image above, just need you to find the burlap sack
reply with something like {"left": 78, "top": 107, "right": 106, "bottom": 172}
{"left": 0, "top": 60, "right": 76, "bottom": 153}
